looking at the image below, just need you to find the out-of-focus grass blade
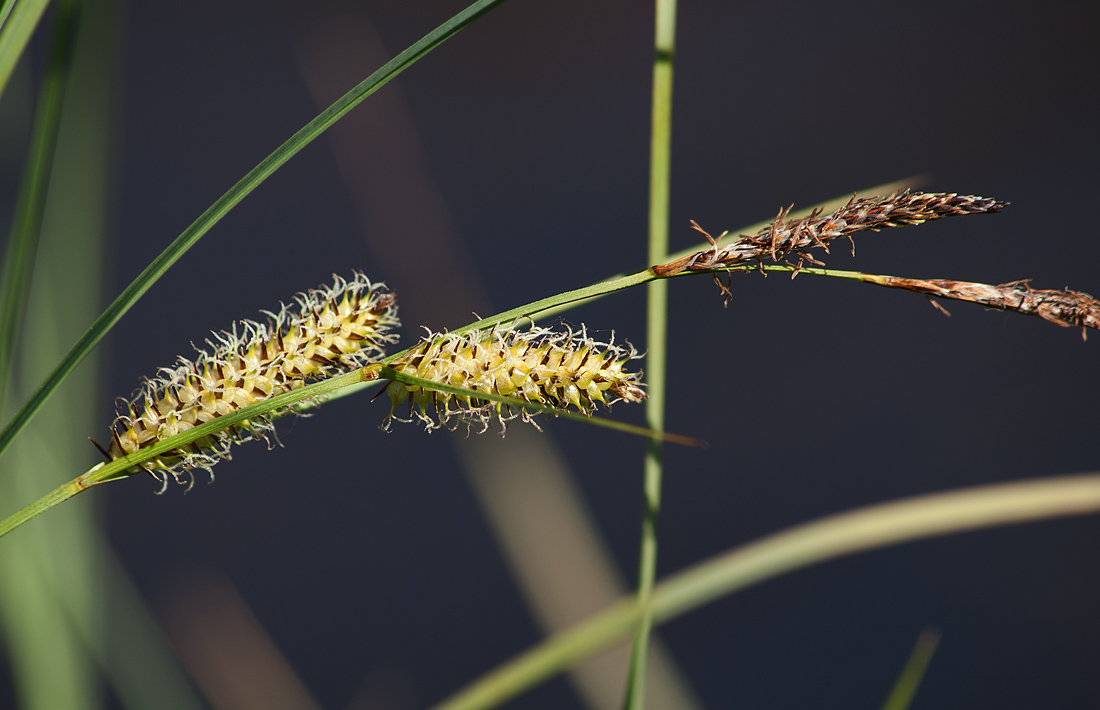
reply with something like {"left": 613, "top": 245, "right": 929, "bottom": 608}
{"left": 0, "top": 1, "right": 99, "bottom": 707}
{"left": 0, "top": 0, "right": 510, "bottom": 463}
{"left": 99, "top": 540, "right": 206, "bottom": 710}
{"left": 0, "top": 0, "right": 52, "bottom": 101}
{"left": 881, "top": 627, "right": 941, "bottom": 710}
{"left": 0, "top": 0, "right": 20, "bottom": 46}
{"left": 0, "top": 0, "right": 77, "bottom": 422}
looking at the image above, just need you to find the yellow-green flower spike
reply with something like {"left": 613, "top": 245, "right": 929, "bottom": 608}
{"left": 382, "top": 324, "right": 645, "bottom": 432}
{"left": 100, "top": 273, "right": 399, "bottom": 486}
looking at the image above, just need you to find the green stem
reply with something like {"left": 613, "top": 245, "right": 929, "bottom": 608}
{"left": 0, "top": 470, "right": 94, "bottom": 539}
{"left": 460, "top": 270, "right": 655, "bottom": 332}
{"left": 625, "top": 1, "right": 677, "bottom": 707}
{"left": 0, "top": 0, "right": 510, "bottom": 465}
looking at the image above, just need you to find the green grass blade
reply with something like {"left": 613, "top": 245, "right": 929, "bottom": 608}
{"left": 881, "top": 627, "right": 941, "bottom": 710}
{"left": 432, "top": 474, "right": 1100, "bottom": 710}
{"left": 625, "top": 0, "right": 678, "bottom": 707}
{"left": 0, "top": 0, "right": 510, "bottom": 464}
{"left": 0, "top": 0, "right": 77, "bottom": 423}
{"left": 0, "top": 0, "right": 20, "bottom": 47}
{"left": 0, "top": 0, "right": 51, "bottom": 101}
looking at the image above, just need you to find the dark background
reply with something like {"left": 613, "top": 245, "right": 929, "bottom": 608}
{"left": 13, "top": 0, "right": 1100, "bottom": 707}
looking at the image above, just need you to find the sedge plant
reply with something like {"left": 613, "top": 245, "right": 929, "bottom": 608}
{"left": 0, "top": 2, "right": 1097, "bottom": 709}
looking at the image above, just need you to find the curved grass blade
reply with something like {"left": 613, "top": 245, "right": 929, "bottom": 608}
{"left": 0, "top": 0, "right": 51, "bottom": 101}
{"left": 432, "top": 473, "right": 1100, "bottom": 710}
{"left": 0, "top": 0, "right": 510, "bottom": 463}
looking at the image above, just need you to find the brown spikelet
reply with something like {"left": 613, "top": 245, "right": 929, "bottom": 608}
{"left": 860, "top": 276, "right": 1100, "bottom": 340}
{"left": 652, "top": 190, "right": 1009, "bottom": 277}
{"left": 101, "top": 273, "right": 399, "bottom": 487}
{"left": 379, "top": 324, "right": 645, "bottom": 433}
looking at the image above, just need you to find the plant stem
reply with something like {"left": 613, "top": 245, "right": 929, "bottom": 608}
{"left": 0, "top": 473, "right": 96, "bottom": 540}
{"left": 625, "top": 1, "right": 677, "bottom": 707}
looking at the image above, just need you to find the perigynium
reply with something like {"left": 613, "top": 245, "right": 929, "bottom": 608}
{"left": 97, "top": 273, "right": 399, "bottom": 486}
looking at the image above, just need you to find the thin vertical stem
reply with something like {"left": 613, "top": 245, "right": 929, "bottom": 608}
{"left": 624, "top": 0, "right": 676, "bottom": 708}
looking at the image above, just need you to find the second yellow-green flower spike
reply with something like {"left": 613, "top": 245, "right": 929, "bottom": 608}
{"left": 381, "top": 324, "right": 645, "bottom": 432}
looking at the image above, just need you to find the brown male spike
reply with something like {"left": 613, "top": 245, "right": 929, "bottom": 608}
{"left": 653, "top": 190, "right": 1009, "bottom": 277}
